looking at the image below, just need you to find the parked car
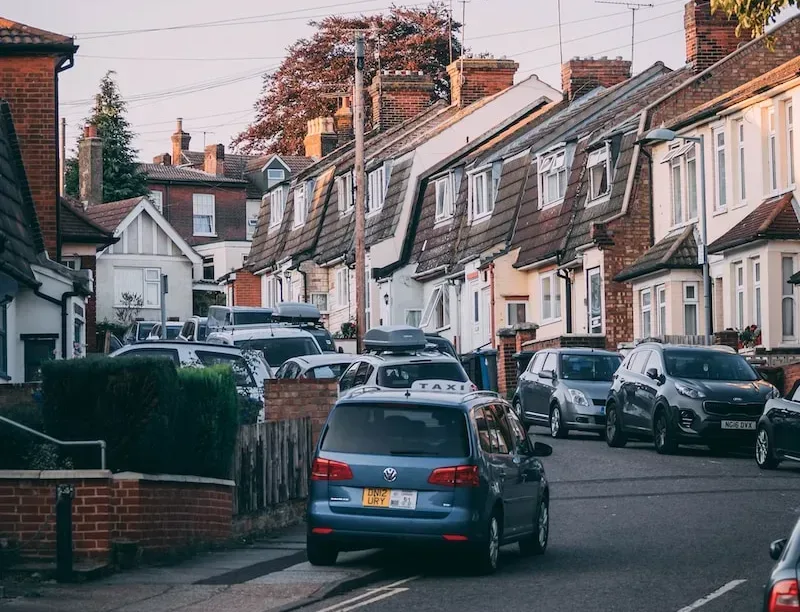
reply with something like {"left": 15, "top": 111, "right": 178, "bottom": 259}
{"left": 273, "top": 302, "right": 337, "bottom": 352}
{"left": 424, "top": 333, "right": 458, "bottom": 360}
{"left": 123, "top": 320, "right": 159, "bottom": 344}
{"left": 109, "top": 341, "right": 272, "bottom": 411}
{"left": 146, "top": 322, "right": 183, "bottom": 341}
{"left": 178, "top": 316, "right": 208, "bottom": 342}
{"left": 338, "top": 326, "right": 474, "bottom": 395}
{"left": 207, "top": 305, "right": 274, "bottom": 332}
{"left": 755, "top": 379, "right": 800, "bottom": 469}
{"left": 605, "top": 343, "right": 779, "bottom": 454}
{"left": 275, "top": 354, "right": 359, "bottom": 380}
{"left": 512, "top": 348, "right": 622, "bottom": 438}
{"left": 306, "top": 387, "right": 553, "bottom": 574}
{"left": 762, "top": 513, "right": 800, "bottom": 612}
{"left": 206, "top": 327, "right": 322, "bottom": 370}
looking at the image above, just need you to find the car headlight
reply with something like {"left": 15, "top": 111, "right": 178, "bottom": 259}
{"left": 767, "top": 385, "right": 781, "bottom": 399}
{"left": 568, "top": 389, "right": 590, "bottom": 407}
{"left": 675, "top": 382, "right": 706, "bottom": 400}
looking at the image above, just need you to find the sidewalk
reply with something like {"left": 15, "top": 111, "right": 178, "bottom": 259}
{"left": 0, "top": 524, "right": 388, "bottom": 612}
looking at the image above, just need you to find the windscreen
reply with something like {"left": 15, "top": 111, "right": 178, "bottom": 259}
{"left": 233, "top": 312, "right": 273, "bottom": 325}
{"left": 321, "top": 403, "right": 469, "bottom": 457}
{"left": 197, "top": 324, "right": 208, "bottom": 341}
{"left": 307, "top": 328, "right": 335, "bottom": 352}
{"left": 307, "top": 364, "right": 349, "bottom": 379}
{"left": 166, "top": 326, "right": 182, "bottom": 340}
{"left": 377, "top": 362, "right": 468, "bottom": 389}
{"left": 235, "top": 337, "right": 321, "bottom": 367}
{"left": 664, "top": 349, "right": 759, "bottom": 381}
{"left": 195, "top": 351, "right": 254, "bottom": 387}
{"left": 560, "top": 354, "right": 622, "bottom": 381}
{"left": 136, "top": 323, "right": 156, "bottom": 340}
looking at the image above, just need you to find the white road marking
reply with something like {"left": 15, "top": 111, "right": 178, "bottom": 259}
{"left": 315, "top": 576, "right": 419, "bottom": 612}
{"left": 329, "top": 589, "right": 409, "bottom": 612}
{"left": 676, "top": 580, "right": 747, "bottom": 612}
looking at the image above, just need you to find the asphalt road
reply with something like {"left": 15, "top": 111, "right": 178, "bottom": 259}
{"left": 298, "top": 427, "right": 800, "bottom": 612}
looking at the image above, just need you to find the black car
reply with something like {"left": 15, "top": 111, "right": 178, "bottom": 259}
{"left": 605, "top": 343, "right": 779, "bottom": 454}
{"left": 762, "top": 514, "right": 800, "bottom": 611}
{"left": 755, "top": 379, "right": 800, "bottom": 469}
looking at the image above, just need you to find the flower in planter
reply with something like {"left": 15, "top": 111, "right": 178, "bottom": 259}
{"left": 738, "top": 324, "right": 762, "bottom": 348}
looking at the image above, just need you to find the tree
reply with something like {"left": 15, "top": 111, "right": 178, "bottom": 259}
{"left": 65, "top": 71, "right": 149, "bottom": 202}
{"left": 233, "top": 2, "right": 461, "bottom": 155}
{"left": 711, "top": 0, "right": 796, "bottom": 36}
{"left": 114, "top": 292, "right": 144, "bottom": 328}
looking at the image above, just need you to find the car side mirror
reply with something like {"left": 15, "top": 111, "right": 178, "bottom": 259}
{"left": 646, "top": 368, "right": 665, "bottom": 384}
{"left": 539, "top": 370, "right": 556, "bottom": 380}
{"left": 531, "top": 441, "right": 553, "bottom": 457}
{"left": 770, "top": 538, "right": 787, "bottom": 561}
{"left": 338, "top": 346, "right": 344, "bottom": 353}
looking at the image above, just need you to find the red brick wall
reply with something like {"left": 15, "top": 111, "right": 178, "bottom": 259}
{"left": 0, "top": 383, "right": 39, "bottom": 412}
{"left": 153, "top": 182, "right": 248, "bottom": 246}
{"left": 781, "top": 362, "right": 800, "bottom": 396}
{"left": 561, "top": 58, "right": 632, "bottom": 101}
{"left": 369, "top": 71, "right": 435, "bottom": 132}
{"left": 264, "top": 379, "right": 338, "bottom": 444}
{"left": 231, "top": 269, "right": 261, "bottom": 307}
{"left": 497, "top": 332, "right": 516, "bottom": 397}
{"left": 446, "top": 59, "right": 519, "bottom": 108}
{"left": 685, "top": 0, "right": 747, "bottom": 73}
{"left": 80, "top": 255, "right": 99, "bottom": 352}
{"left": 0, "top": 55, "right": 61, "bottom": 254}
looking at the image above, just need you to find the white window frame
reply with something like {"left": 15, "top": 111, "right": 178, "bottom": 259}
{"left": 640, "top": 288, "right": 652, "bottom": 339}
{"left": 665, "top": 142, "right": 699, "bottom": 227}
{"left": 420, "top": 283, "right": 451, "bottom": 331}
{"left": 538, "top": 149, "right": 567, "bottom": 209}
{"left": 468, "top": 168, "right": 493, "bottom": 222}
{"left": 310, "top": 292, "right": 329, "bottom": 314}
{"left": 670, "top": 152, "right": 684, "bottom": 226}
{"left": 753, "top": 258, "right": 762, "bottom": 328}
{"left": 192, "top": 193, "right": 216, "bottom": 236}
{"left": 713, "top": 127, "right": 727, "bottom": 211}
{"left": 269, "top": 187, "right": 286, "bottom": 228}
{"left": 786, "top": 100, "right": 795, "bottom": 187}
{"left": 405, "top": 309, "right": 422, "bottom": 327}
{"left": 365, "top": 264, "right": 371, "bottom": 331}
{"left": 587, "top": 145, "right": 611, "bottom": 203}
{"left": 336, "top": 268, "right": 350, "bottom": 308}
{"left": 293, "top": 182, "right": 310, "bottom": 228}
{"left": 734, "top": 262, "right": 745, "bottom": 329}
{"left": 267, "top": 168, "right": 285, "bottom": 187}
{"left": 148, "top": 190, "right": 163, "bottom": 214}
{"left": 367, "top": 164, "right": 387, "bottom": 215}
{"left": 506, "top": 301, "right": 528, "bottom": 326}
{"left": 337, "top": 172, "right": 354, "bottom": 214}
{"left": 736, "top": 119, "right": 746, "bottom": 204}
{"left": 435, "top": 174, "right": 455, "bottom": 221}
{"left": 683, "top": 282, "right": 699, "bottom": 336}
{"left": 247, "top": 216, "right": 258, "bottom": 240}
{"left": 768, "top": 107, "right": 778, "bottom": 193}
{"left": 782, "top": 255, "right": 797, "bottom": 342}
{"left": 114, "top": 267, "right": 161, "bottom": 308}
{"left": 656, "top": 285, "right": 666, "bottom": 336}
{"left": 264, "top": 275, "right": 280, "bottom": 308}
{"left": 540, "top": 271, "right": 561, "bottom": 323}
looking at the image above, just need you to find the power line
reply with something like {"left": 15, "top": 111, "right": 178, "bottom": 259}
{"left": 80, "top": 54, "right": 284, "bottom": 62}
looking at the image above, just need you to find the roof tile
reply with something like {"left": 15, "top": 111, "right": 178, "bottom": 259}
{"left": 707, "top": 192, "right": 800, "bottom": 254}
{"left": 615, "top": 224, "right": 699, "bottom": 282}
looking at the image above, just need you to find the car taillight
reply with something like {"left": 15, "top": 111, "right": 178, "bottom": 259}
{"left": 469, "top": 383, "right": 478, "bottom": 391}
{"left": 770, "top": 580, "right": 800, "bottom": 612}
{"left": 428, "top": 465, "right": 480, "bottom": 487}
{"left": 311, "top": 457, "right": 353, "bottom": 481}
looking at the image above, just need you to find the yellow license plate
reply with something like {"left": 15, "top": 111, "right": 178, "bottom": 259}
{"left": 362, "top": 488, "right": 390, "bottom": 507}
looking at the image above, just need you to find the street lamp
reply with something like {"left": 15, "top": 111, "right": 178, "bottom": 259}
{"left": 642, "top": 128, "right": 712, "bottom": 345}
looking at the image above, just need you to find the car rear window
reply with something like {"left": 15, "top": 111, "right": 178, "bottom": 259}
{"left": 664, "top": 349, "right": 759, "bottom": 381}
{"left": 235, "top": 337, "right": 321, "bottom": 367}
{"left": 195, "top": 351, "right": 255, "bottom": 387}
{"left": 307, "top": 328, "right": 335, "bottom": 352}
{"left": 234, "top": 312, "right": 273, "bottom": 325}
{"left": 321, "top": 403, "right": 469, "bottom": 457}
{"left": 376, "top": 362, "right": 468, "bottom": 389}
{"left": 560, "top": 354, "right": 621, "bottom": 381}
{"left": 307, "top": 364, "right": 349, "bottom": 379}
{"left": 136, "top": 323, "right": 155, "bottom": 340}
{"left": 166, "top": 326, "right": 182, "bottom": 340}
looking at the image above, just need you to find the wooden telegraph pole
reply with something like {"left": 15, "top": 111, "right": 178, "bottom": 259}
{"left": 354, "top": 31, "right": 367, "bottom": 353}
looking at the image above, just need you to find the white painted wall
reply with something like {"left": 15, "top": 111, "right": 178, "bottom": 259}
{"left": 194, "top": 241, "right": 252, "bottom": 278}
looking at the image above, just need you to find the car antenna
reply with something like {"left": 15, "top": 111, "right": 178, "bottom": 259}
{"left": 405, "top": 389, "right": 411, "bottom": 398}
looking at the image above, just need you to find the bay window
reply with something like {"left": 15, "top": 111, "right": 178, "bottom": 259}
{"left": 684, "top": 282, "right": 698, "bottom": 336}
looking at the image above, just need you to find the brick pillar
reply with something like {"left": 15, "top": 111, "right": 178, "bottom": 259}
{"left": 496, "top": 328, "right": 517, "bottom": 397}
{"left": 231, "top": 269, "right": 261, "bottom": 307}
{"left": 264, "top": 379, "right": 338, "bottom": 444}
{"left": 80, "top": 254, "right": 99, "bottom": 352}
{"left": 514, "top": 323, "right": 538, "bottom": 353}
{"left": 714, "top": 329, "right": 739, "bottom": 351}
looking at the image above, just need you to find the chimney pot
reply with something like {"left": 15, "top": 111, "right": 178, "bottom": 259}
{"left": 369, "top": 70, "right": 436, "bottom": 130}
{"left": 171, "top": 118, "right": 191, "bottom": 165}
{"left": 84, "top": 124, "right": 97, "bottom": 138}
{"left": 303, "top": 117, "right": 338, "bottom": 158}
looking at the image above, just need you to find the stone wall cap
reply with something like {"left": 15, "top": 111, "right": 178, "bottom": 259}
{"left": 497, "top": 327, "right": 516, "bottom": 338}
{"left": 0, "top": 470, "right": 112, "bottom": 480}
{"left": 113, "top": 472, "right": 235, "bottom": 487}
{"left": 512, "top": 322, "right": 539, "bottom": 332}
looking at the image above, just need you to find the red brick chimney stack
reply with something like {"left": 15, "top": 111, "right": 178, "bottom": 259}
{"left": 334, "top": 96, "right": 354, "bottom": 146}
{"left": 78, "top": 123, "right": 103, "bottom": 207}
{"left": 369, "top": 70, "right": 435, "bottom": 131}
{"left": 561, "top": 56, "right": 632, "bottom": 101}
{"left": 684, "top": 0, "right": 747, "bottom": 73}
{"left": 303, "top": 117, "right": 338, "bottom": 159}
{"left": 153, "top": 152, "right": 172, "bottom": 165}
{"left": 446, "top": 58, "right": 519, "bottom": 108}
{"left": 171, "top": 118, "right": 191, "bottom": 164}
{"left": 204, "top": 143, "right": 225, "bottom": 176}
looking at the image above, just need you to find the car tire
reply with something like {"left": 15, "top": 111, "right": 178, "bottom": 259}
{"left": 549, "top": 405, "right": 568, "bottom": 439}
{"left": 653, "top": 409, "right": 678, "bottom": 455}
{"left": 513, "top": 398, "right": 526, "bottom": 425}
{"left": 605, "top": 402, "right": 627, "bottom": 448}
{"left": 306, "top": 535, "right": 339, "bottom": 566}
{"left": 756, "top": 426, "right": 780, "bottom": 470}
{"left": 519, "top": 496, "right": 549, "bottom": 557}
{"left": 472, "top": 511, "right": 501, "bottom": 575}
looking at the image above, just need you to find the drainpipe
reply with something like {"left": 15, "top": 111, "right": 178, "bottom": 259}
{"left": 557, "top": 269, "right": 573, "bottom": 334}
{"left": 489, "top": 264, "right": 496, "bottom": 348}
{"left": 299, "top": 268, "right": 308, "bottom": 303}
{"left": 55, "top": 55, "right": 74, "bottom": 262}
{"left": 34, "top": 287, "right": 81, "bottom": 359}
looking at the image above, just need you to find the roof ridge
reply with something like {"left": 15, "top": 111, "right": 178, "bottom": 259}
{"left": 0, "top": 17, "right": 75, "bottom": 46}
{"left": 662, "top": 223, "right": 696, "bottom": 265}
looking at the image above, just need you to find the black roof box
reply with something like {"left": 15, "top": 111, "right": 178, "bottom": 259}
{"left": 273, "top": 302, "right": 322, "bottom": 323}
{"left": 364, "top": 325, "right": 427, "bottom": 352}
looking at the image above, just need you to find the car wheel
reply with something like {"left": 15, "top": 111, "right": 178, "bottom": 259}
{"left": 306, "top": 534, "right": 338, "bottom": 566}
{"left": 519, "top": 496, "right": 549, "bottom": 557}
{"left": 472, "top": 511, "right": 501, "bottom": 575}
{"left": 513, "top": 398, "right": 526, "bottom": 425}
{"left": 654, "top": 410, "right": 678, "bottom": 455}
{"left": 756, "top": 426, "right": 780, "bottom": 470}
{"left": 605, "top": 402, "right": 627, "bottom": 448}
{"left": 549, "top": 405, "right": 568, "bottom": 439}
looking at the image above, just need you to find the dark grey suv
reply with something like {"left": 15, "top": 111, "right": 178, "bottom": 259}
{"left": 605, "top": 343, "right": 779, "bottom": 454}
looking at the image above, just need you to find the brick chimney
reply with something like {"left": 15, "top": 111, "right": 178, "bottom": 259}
{"left": 334, "top": 96, "right": 354, "bottom": 146}
{"left": 685, "top": 0, "right": 746, "bottom": 73}
{"left": 153, "top": 152, "right": 172, "bottom": 165}
{"left": 303, "top": 117, "right": 338, "bottom": 158}
{"left": 446, "top": 58, "right": 519, "bottom": 108}
{"left": 78, "top": 124, "right": 103, "bottom": 207}
{"left": 204, "top": 144, "right": 225, "bottom": 176}
{"left": 561, "top": 56, "right": 632, "bottom": 101}
{"left": 369, "top": 70, "right": 435, "bottom": 131}
{"left": 171, "top": 118, "right": 191, "bottom": 164}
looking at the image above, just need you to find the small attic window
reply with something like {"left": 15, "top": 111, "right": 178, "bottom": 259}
{"left": 587, "top": 144, "right": 611, "bottom": 202}
{"left": 538, "top": 149, "right": 567, "bottom": 209}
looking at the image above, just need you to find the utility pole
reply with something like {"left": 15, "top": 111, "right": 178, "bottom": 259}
{"left": 59, "top": 118, "right": 66, "bottom": 197}
{"left": 557, "top": 0, "right": 564, "bottom": 66}
{"left": 595, "top": 1, "right": 653, "bottom": 68}
{"left": 354, "top": 31, "right": 367, "bottom": 354}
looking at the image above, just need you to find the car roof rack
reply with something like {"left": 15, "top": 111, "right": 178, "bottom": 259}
{"left": 363, "top": 326, "right": 428, "bottom": 354}
{"left": 273, "top": 302, "right": 322, "bottom": 323}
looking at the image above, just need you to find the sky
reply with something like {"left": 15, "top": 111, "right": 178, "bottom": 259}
{"left": 4, "top": 0, "right": 797, "bottom": 161}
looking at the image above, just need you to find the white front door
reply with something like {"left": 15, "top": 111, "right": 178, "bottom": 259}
{"left": 479, "top": 286, "right": 491, "bottom": 349}
{"left": 378, "top": 283, "right": 390, "bottom": 326}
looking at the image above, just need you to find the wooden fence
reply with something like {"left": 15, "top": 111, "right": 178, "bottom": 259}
{"left": 232, "top": 418, "right": 314, "bottom": 516}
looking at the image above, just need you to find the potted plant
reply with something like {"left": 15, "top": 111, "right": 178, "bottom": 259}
{"left": 738, "top": 324, "right": 762, "bottom": 349}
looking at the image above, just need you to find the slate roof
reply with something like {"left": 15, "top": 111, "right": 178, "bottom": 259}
{"left": 245, "top": 154, "right": 315, "bottom": 174}
{"left": 707, "top": 192, "right": 800, "bottom": 254}
{"left": 84, "top": 197, "right": 145, "bottom": 232}
{"left": 281, "top": 168, "right": 335, "bottom": 262}
{"left": 181, "top": 150, "right": 255, "bottom": 180}
{"left": 615, "top": 224, "right": 699, "bottom": 282}
{"left": 247, "top": 188, "right": 294, "bottom": 272}
{"left": 60, "top": 197, "right": 117, "bottom": 245}
{"left": 140, "top": 163, "right": 246, "bottom": 185}
{"left": 0, "top": 100, "right": 41, "bottom": 287}
{"left": 0, "top": 18, "right": 76, "bottom": 51}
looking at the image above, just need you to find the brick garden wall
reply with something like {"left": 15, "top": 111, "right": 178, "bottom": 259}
{"left": 231, "top": 269, "right": 261, "bottom": 307}
{"left": 0, "top": 383, "right": 39, "bottom": 412}
{"left": 264, "top": 379, "right": 338, "bottom": 444}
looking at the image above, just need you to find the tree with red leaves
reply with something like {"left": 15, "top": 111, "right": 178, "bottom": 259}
{"left": 233, "top": 2, "right": 460, "bottom": 155}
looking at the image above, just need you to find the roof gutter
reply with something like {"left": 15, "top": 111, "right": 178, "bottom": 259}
{"left": 514, "top": 255, "right": 558, "bottom": 272}
{"left": 319, "top": 255, "right": 345, "bottom": 268}
{"left": 411, "top": 264, "right": 448, "bottom": 281}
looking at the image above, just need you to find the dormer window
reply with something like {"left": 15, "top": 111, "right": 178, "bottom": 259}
{"left": 587, "top": 145, "right": 611, "bottom": 202}
{"left": 337, "top": 172, "right": 354, "bottom": 214}
{"left": 269, "top": 186, "right": 286, "bottom": 228}
{"left": 367, "top": 161, "right": 392, "bottom": 215}
{"left": 468, "top": 162, "right": 501, "bottom": 223}
{"left": 435, "top": 173, "right": 456, "bottom": 221}
{"left": 293, "top": 179, "right": 315, "bottom": 228}
{"left": 538, "top": 149, "right": 567, "bottom": 208}
{"left": 267, "top": 168, "right": 285, "bottom": 188}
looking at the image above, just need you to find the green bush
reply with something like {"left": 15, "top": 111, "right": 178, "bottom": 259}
{"left": 0, "top": 400, "right": 45, "bottom": 469}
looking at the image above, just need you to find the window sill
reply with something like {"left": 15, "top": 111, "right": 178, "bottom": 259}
{"left": 340, "top": 208, "right": 354, "bottom": 216}
{"left": 193, "top": 232, "right": 218, "bottom": 238}
{"left": 292, "top": 223, "right": 305, "bottom": 230}
{"left": 434, "top": 215, "right": 453, "bottom": 228}
{"left": 434, "top": 325, "right": 452, "bottom": 334}
{"left": 366, "top": 208, "right": 382, "bottom": 219}
{"left": 470, "top": 213, "right": 492, "bottom": 226}
{"left": 539, "top": 317, "right": 562, "bottom": 325}
{"left": 711, "top": 207, "right": 728, "bottom": 217}
{"left": 586, "top": 193, "right": 611, "bottom": 208}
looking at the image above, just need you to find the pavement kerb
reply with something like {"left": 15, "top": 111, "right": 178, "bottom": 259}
{"left": 269, "top": 566, "right": 393, "bottom": 612}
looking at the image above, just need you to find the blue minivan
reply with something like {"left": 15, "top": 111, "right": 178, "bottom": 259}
{"left": 306, "top": 388, "right": 553, "bottom": 574}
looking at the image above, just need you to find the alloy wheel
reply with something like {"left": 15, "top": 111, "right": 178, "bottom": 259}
{"left": 607, "top": 407, "right": 616, "bottom": 438}
{"left": 550, "top": 408, "right": 560, "bottom": 438}
{"left": 655, "top": 417, "right": 667, "bottom": 449}
{"left": 488, "top": 516, "right": 499, "bottom": 569}
{"left": 756, "top": 429, "right": 769, "bottom": 464}
{"left": 537, "top": 501, "right": 549, "bottom": 548}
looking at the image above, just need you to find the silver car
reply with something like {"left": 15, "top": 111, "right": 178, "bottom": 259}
{"left": 513, "top": 348, "right": 622, "bottom": 438}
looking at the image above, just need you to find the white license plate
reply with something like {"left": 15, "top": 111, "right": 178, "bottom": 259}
{"left": 389, "top": 490, "right": 418, "bottom": 509}
{"left": 721, "top": 420, "right": 756, "bottom": 430}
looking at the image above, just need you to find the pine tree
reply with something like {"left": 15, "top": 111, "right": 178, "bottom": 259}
{"left": 64, "top": 71, "right": 148, "bottom": 203}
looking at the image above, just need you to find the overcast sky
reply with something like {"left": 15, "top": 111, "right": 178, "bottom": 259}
{"left": 4, "top": 0, "right": 796, "bottom": 160}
